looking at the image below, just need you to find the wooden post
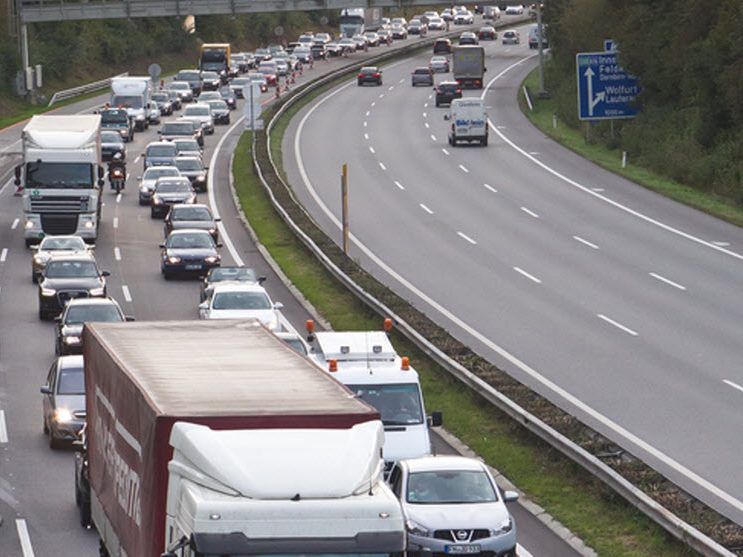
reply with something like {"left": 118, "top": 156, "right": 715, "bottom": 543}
{"left": 341, "top": 164, "right": 349, "bottom": 255}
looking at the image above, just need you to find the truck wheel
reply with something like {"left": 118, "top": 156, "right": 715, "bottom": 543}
{"left": 79, "top": 496, "right": 92, "bottom": 529}
{"left": 99, "top": 540, "right": 111, "bottom": 557}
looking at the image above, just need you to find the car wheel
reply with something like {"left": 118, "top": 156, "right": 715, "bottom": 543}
{"left": 43, "top": 417, "right": 49, "bottom": 435}
{"left": 150, "top": 208, "right": 157, "bottom": 218}
{"left": 49, "top": 433, "right": 62, "bottom": 450}
{"left": 79, "top": 496, "right": 92, "bottom": 529}
{"left": 38, "top": 307, "right": 46, "bottom": 320}
{"left": 32, "top": 271, "right": 37, "bottom": 283}
{"left": 163, "top": 271, "right": 171, "bottom": 281}
{"left": 482, "top": 136, "right": 488, "bottom": 146}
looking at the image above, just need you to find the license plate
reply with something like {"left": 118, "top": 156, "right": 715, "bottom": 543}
{"left": 185, "top": 264, "right": 202, "bottom": 270}
{"left": 446, "top": 545, "right": 481, "bottom": 554}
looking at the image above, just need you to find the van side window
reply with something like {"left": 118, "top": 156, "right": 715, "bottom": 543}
{"left": 388, "top": 465, "right": 402, "bottom": 497}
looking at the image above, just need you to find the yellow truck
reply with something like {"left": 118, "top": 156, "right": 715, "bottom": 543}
{"left": 199, "top": 43, "right": 231, "bottom": 77}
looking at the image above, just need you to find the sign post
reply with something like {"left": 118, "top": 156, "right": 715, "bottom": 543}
{"left": 576, "top": 50, "right": 640, "bottom": 121}
{"left": 341, "top": 164, "right": 349, "bottom": 255}
{"left": 244, "top": 83, "right": 263, "bottom": 131}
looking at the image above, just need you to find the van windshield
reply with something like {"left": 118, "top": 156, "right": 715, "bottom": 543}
{"left": 346, "top": 383, "right": 423, "bottom": 425}
{"left": 111, "top": 95, "right": 143, "bottom": 109}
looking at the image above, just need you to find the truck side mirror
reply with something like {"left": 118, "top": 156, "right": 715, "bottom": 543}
{"left": 428, "top": 411, "right": 443, "bottom": 427}
{"left": 14, "top": 165, "right": 21, "bottom": 186}
{"left": 72, "top": 439, "right": 85, "bottom": 453}
{"left": 125, "top": 316, "right": 136, "bottom": 322}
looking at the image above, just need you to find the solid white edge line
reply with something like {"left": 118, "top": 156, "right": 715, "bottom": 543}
{"left": 597, "top": 313, "right": 638, "bottom": 337}
{"left": 0, "top": 248, "right": 7, "bottom": 262}
{"left": 457, "top": 231, "right": 477, "bottom": 245}
{"left": 121, "top": 285, "right": 132, "bottom": 303}
{"left": 516, "top": 544, "right": 533, "bottom": 557}
{"left": 294, "top": 56, "right": 743, "bottom": 517}
{"left": 114, "top": 247, "right": 122, "bottom": 261}
{"left": 520, "top": 206, "right": 539, "bottom": 218}
{"left": 513, "top": 266, "right": 542, "bottom": 284}
{"left": 649, "top": 272, "right": 686, "bottom": 291}
{"left": 573, "top": 235, "right": 599, "bottom": 250}
{"left": 723, "top": 380, "right": 743, "bottom": 394}
{"left": 16, "top": 519, "right": 35, "bottom": 557}
{"left": 419, "top": 203, "right": 434, "bottom": 214}
{"left": 11, "top": 218, "right": 19, "bottom": 229}
{"left": 458, "top": 164, "right": 469, "bottom": 173}
{"left": 0, "top": 409, "right": 7, "bottom": 443}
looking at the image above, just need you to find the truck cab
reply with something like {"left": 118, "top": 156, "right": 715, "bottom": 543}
{"left": 110, "top": 76, "right": 154, "bottom": 131}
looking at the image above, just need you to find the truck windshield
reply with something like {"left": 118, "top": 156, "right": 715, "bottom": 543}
{"left": 26, "top": 162, "right": 93, "bottom": 189}
{"left": 111, "top": 95, "right": 143, "bottom": 109}
{"left": 346, "top": 383, "right": 423, "bottom": 425}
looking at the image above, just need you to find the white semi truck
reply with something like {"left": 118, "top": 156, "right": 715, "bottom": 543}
{"left": 110, "top": 76, "right": 154, "bottom": 131}
{"left": 16, "top": 115, "right": 104, "bottom": 246}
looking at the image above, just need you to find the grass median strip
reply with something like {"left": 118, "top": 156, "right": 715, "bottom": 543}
{"left": 233, "top": 123, "right": 694, "bottom": 554}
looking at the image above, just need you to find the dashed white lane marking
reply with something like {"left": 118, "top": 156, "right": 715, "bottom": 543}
{"left": 371, "top": 101, "right": 376, "bottom": 107}
{"left": 394, "top": 181, "right": 405, "bottom": 191}
{"left": 712, "top": 241, "right": 730, "bottom": 247}
{"left": 723, "top": 379, "right": 743, "bottom": 394}
{"left": 483, "top": 184, "right": 497, "bottom": 193}
{"left": 529, "top": 151, "right": 540, "bottom": 155}
{"left": 11, "top": 218, "right": 19, "bottom": 229}
{"left": 379, "top": 93, "right": 385, "bottom": 98}
{"left": 0, "top": 410, "right": 7, "bottom": 443}
{"left": 591, "top": 187, "right": 605, "bottom": 192}
{"left": 113, "top": 217, "right": 119, "bottom": 229}
{"left": 366, "top": 110, "right": 370, "bottom": 116}
{"left": 122, "top": 285, "right": 132, "bottom": 302}
{"left": 497, "top": 125, "right": 507, "bottom": 129}
{"left": 399, "top": 79, "right": 404, "bottom": 84}
{"left": 442, "top": 148, "right": 450, "bottom": 155}
{"left": 457, "top": 231, "right": 477, "bottom": 245}
{"left": 424, "top": 122, "right": 430, "bottom": 128}
{"left": 520, "top": 207, "right": 539, "bottom": 219}
{"left": 0, "top": 248, "right": 7, "bottom": 262}
{"left": 419, "top": 203, "right": 434, "bottom": 214}
{"left": 598, "top": 314, "right": 638, "bottom": 337}
{"left": 134, "top": 155, "right": 141, "bottom": 164}
{"left": 650, "top": 272, "right": 686, "bottom": 291}
{"left": 369, "top": 146, "right": 376, "bottom": 154}
{"left": 431, "top": 134, "right": 437, "bottom": 142}
{"left": 428, "top": 94, "right": 432, "bottom": 99}
{"left": 424, "top": 103, "right": 428, "bottom": 108}
{"left": 573, "top": 235, "right": 599, "bottom": 250}
{"left": 16, "top": 518, "right": 35, "bottom": 557}
{"left": 116, "top": 193, "right": 122, "bottom": 204}
{"left": 379, "top": 162, "right": 387, "bottom": 170}
{"left": 458, "top": 164, "right": 469, "bottom": 173}
{"left": 363, "top": 121, "right": 368, "bottom": 127}
{"left": 114, "top": 247, "right": 122, "bottom": 261}
{"left": 388, "top": 86, "right": 394, "bottom": 91}
{"left": 513, "top": 266, "right": 542, "bottom": 284}
{"left": 423, "top": 111, "right": 427, "bottom": 118}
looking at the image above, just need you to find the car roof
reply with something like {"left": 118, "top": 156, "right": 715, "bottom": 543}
{"left": 403, "top": 455, "right": 487, "bottom": 473}
{"left": 65, "top": 297, "right": 120, "bottom": 308}
{"left": 57, "top": 354, "right": 84, "bottom": 370}
{"left": 46, "top": 252, "right": 96, "bottom": 263}
{"left": 171, "top": 203, "right": 211, "bottom": 212}
{"left": 168, "top": 228, "right": 212, "bottom": 237}
{"left": 175, "top": 155, "right": 203, "bottom": 162}
{"left": 146, "top": 141, "right": 176, "bottom": 149}
{"left": 211, "top": 282, "right": 267, "bottom": 294}
{"left": 144, "top": 165, "right": 179, "bottom": 174}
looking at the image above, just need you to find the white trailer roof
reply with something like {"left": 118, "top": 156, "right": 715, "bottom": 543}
{"left": 24, "top": 114, "right": 101, "bottom": 150}
{"left": 314, "top": 331, "right": 397, "bottom": 363}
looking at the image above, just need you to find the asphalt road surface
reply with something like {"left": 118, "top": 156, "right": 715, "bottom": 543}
{"left": 284, "top": 22, "right": 743, "bottom": 525}
{"left": 0, "top": 15, "right": 576, "bottom": 556}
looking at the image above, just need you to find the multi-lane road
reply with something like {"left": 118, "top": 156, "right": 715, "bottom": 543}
{"left": 0, "top": 17, "right": 580, "bottom": 556}
{"left": 284, "top": 21, "right": 743, "bottom": 527}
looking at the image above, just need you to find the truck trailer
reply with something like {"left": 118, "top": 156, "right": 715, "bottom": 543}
{"left": 82, "top": 319, "right": 405, "bottom": 557}
{"left": 16, "top": 115, "right": 103, "bottom": 246}
{"left": 452, "top": 45, "right": 487, "bottom": 89}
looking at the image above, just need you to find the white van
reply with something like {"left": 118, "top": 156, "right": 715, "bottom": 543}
{"left": 483, "top": 5, "right": 501, "bottom": 19}
{"left": 446, "top": 97, "right": 488, "bottom": 146}
{"left": 307, "top": 326, "right": 442, "bottom": 469}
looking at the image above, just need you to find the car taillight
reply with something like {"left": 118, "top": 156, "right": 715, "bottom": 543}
{"left": 456, "top": 89, "right": 462, "bottom": 94}
{"left": 358, "top": 73, "right": 364, "bottom": 78}
{"left": 373, "top": 73, "right": 381, "bottom": 78}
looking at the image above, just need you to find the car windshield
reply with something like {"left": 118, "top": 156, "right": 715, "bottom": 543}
{"left": 156, "top": 181, "right": 191, "bottom": 193}
{"left": 209, "top": 267, "right": 257, "bottom": 282}
{"left": 65, "top": 304, "right": 122, "bottom": 324}
{"left": 174, "top": 140, "right": 200, "bottom": 152}
{"left": 219, "top": 89, "right": 234, "bottom": 98}
{"left": 185, "top": 107, "right": 210, "bottom": 116}
{"left": 346, "top": 383, "right": 423, "bottom": 425}
{"left": 144, "top": 168, "right": 179, "bottom": 180}
{"left": 163, "top": 123, "right": 194, "bottom": 134}
{"left": 168, "top": 233, "right": 213, "bottom": 249}
{"left": 202, "top": 72, "right": 219, "bottom": 80}
{"left": 406, "top": 470, "right": 497, "bottom": 504}
{"left": 176, "top": 72, "right": 199, "bottom": 81}
{"left": 172, "top": 206, "right": 211, "bottom": 221}
{"left": 100, "top": 110, "right": 128, "bottom": 124}
{"left": 101, "top": 131, "right": 120, "bottom": 142}
{"left": 148, "top": 145, "right": 177, "bottom": 157}
{"left": 175, "top": 159, "right": 203, "bottom": 171}
{"left": 57, "top": 367, "right": 85, "bottom": 395}
{"left": 208, "top": 101, "right": 228, "bottom": 110}
{"left": 170, "top": 82, "right": 189, "bottom": 90}
{"left": 111, "top": 95, "right": 143, "bottom": 109}
{"left": 152, "top": 94, "right": 168, "bottom": 102}
{"left": 45, "top": 260, "right": 98, "bottom": 278}
{"left": 233, "top": 78, "right": 250, "bottom": 86}
{"left": 41, "top": 237, "right": 85, "bottom": 251}
{"left": 212, "top": 291, "right": 271, "bottom": 310}
{"left": 414, "top": 69, "right": 430, "bottom": 74}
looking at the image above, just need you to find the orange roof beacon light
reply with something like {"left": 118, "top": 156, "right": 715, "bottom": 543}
{"left": 328, "top": 359, "right": 338, "bottom": 372}
{"left": 383, "top": 318, "right": 393, "bottom": 332}
{"left": 306, "top": 319, "right": 315, "bottom": 333}
{"left": 401, "top": 356, "right": 410, "bottom": 371}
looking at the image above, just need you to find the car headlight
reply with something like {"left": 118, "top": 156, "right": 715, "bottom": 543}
{"left": 64, "top": 336, "right": 81, "bottom": 345}
{"left": 153, "top": 197, "right": 163, "bottom": 205}
{"left": 204, "top": 255, "right": 220, "bottom": 264}
{"left": 208, "top": 228, "right": 216, "bottom": 235}
{"left": 493, "top": 516, "right": 513, "bottom": 535}
{"left": 119, "top": 129, "right": 129, "bottom": 137}
{"left": 195, "top": 175, "right": 206, "bottom": 182}
{"left": 33, "top": 254, "right": 48, "bottom": 264}
{"left": 167, "top": 256, "right": 182, "bottom": 264}
{"left": 406, "top": 519, "right": 430, "bottom": 537}
{"left": 54, "top": 408, "right": 73, "bottom": 423}
{"left": 135, "top": 115, "right": 145, "bottom": 121}
{"left": 89, "top": 286, "right": 105, "bottom": 296}
{"left": 41, "top": 287, "right": 56, "bottom": 296}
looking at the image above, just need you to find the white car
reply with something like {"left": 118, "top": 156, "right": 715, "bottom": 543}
{"left": 388, "top": 456, "right": 519, "bottom": 556}
{"left": 180, "top": 103, "right": 215, "bottom": 135}
{"left": 138, "top": 165, "right": 181, "bottom": 205}
{"left": 199, "top": 283, "right": 284, "bottom": 330}
{"left": 453, "top": 10, "right": 474, "bottom": 25}
{"left": 505, "top": 4, "right": 524, "bottom": 15}
{"left": 427, "top": 17, "right": 446, "bottom": 31}
{"left": 501, "top": 29, "right": 521, "bottom": 45}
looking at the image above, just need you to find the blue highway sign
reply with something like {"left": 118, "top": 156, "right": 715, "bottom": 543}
{"left": 576, "top": 51, "right": 640, "bottom": 121}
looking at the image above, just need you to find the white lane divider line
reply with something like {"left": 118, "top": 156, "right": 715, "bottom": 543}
{"left": 442, "top": 148, "right": 450, "bottom": 155}
{"left": 399, "top": 79, "right": 404, "bottom": 84}
{"left": 497, "top": 125, "right": 507, "bottom": 130}
{"left": 379, "top": 162, "right": 387, "bottom": 171}
{"left": 388, "top": 86, "right": 394, "bottom": 91}
{"left": 363, "top": 121, "right": 368, "bottom": 127}
{"left": 520, "top": 207, "right": 539, "bottom": 218}
{"left": 116, "top": 193, "right": 122, "bottom": 204}
{"left": 369, "top": 146, "right": 376, "bottom": 154}
{"left": 723, "top": 379, "right": 743, "bottom": 394}
{"left": 371, "top": 101, "right": 376, "bottom": 107}
{"left": 573, "top": 235, "right": 599, "bottom": 250}
{"left": 424, "top": 122, "right": 430, "bottom": 128}
{"left": 457, "top": 231, "right": 477, "bottom": 245}
{"left": 11, "top": 218, "right": 19, "bottom": 229}
{"left": 114, "top": 247, "right": 122, "bottom": 261}
{"left": 113, "top": 217, "right": 119, "bottom": 229}
{"left": 394, "top": 181, "right": 405, "bottom": 191}
{"left": 365, "top": 110, "right": 370, "bottom": 116}
{"left": 16, "top": 518, "right": 35, "bottom": 557}
{"left": 591, "top": 187, "right": 605, "bottom": 192}
{"left": 650, "top": 272, "right": 686, "bottom": 291}
{"left": 122, "top": 285, "right": 132, "bottom": 302}
{"left": 419, "top": 203, "right": 434, "bottom": 215}
{"left": 529, "top": 151, "right": 540, "bottom": 155}
{"left": 458, "top": 164, "right": 469, "bottom": 173}
{"left": 134, "top": 155, "right": 141, "bottom": 164}
{"left": 513, "top": 266, "right": 542, "bottom": 284}
{"left": 598, "top": 314, "right": 638, "bottom": 337}
{"left": 431, "top": 134, "right": 437, "bottom": 142}
{"left": 379, "top": 93, "right": 385, "bottom": 98}
{"left": 0, "top": 409, "right": 7, "bottom": 443}
{"left": 364, "top": 133, "right": 369, "bottom": 140}
{"left": 428, "top": 94, "right": 432, "bottom": 99}
{"left": 423, "top": 112, "right": 427, "bottom": 118}
{"left": 483, "top": 184, "right": 498, "bottom": 193}
{"left": 0, "top": 248, "right": 7, "bottom": 262}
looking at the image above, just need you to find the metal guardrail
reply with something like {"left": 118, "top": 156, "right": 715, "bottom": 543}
{"left": 47, "top": 72, "right": 128, "bottom": 107}
{"left": 250, "top": 24, "right": 736, "bottom": 557}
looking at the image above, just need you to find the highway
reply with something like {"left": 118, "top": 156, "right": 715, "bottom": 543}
{"left": 284, "top": 22, "right": 743, "bottom": 526}
{"left": 0, "top": 16, "right": 579, "bottom": 556}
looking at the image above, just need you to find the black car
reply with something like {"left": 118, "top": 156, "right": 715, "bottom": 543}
{"left": 41, "top": 355, "right": 86, "bottom": 449}
{"left": 151, "top": 92, "right": 174, "bottom": 115}
{"left": 163, "top": 89, "right": 183, "bottom": 110}
{"left": 159, "top": 120, "right": 203, "bottom": 147}
{"left": 164, "top": 204, "right": 220, "bottom": 242}
{"left": 310, "top": 43, "right": 327, "bottom": 60}
{"left": 200, "top": 266, "right": 262, "bottom": 301}
{"left": 435, "top": 81, "right": 463, "bottom": 107}
{"left": 38, "top": 255, "right": 109, "bottom": 320}
{"left": 99, "top": 108, "right": 134, "bottom": 142}
{"left": 150, "top": 177, "right": 196, "bottom": 218}
{"left": 219, "top": 86, "right": 237, "bottom": 110}
{"left": 173, "top": 156, "right": 208, "bottom": 192}
{"left": 357, "top": 67, "right": 383, "bottom": 86}
{"left": 55, "top": 297, "right": 132, "bottom": 355}
{"left": 200, "top": 71, "right": 222, "bottom": 92}
{"left": 160, "top": 229, "right": 222, "bottom": 279}
{"left": 174, "top": 70, "right": 203, "bottom": 95}
{"left": 100, "top": 130, "right": 126, "bottom": 162}
{"left": 205, "top": 99, "right": 231, "bottom": 125}
{"left": 433, "top": 38, "right": 452, "bottom": 54}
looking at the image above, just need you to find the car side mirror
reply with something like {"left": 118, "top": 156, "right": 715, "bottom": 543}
{"left": 157, "top": 130, "right": 162, "bottom": 134}
{"left": 137, "top": 176, "right": 142, "bottom": 181}
{"left": 101, "top": 270, "right": 111, "bottom": 277}
{"left": 444, "top": 114, "right": 451, "bottom": 121}
{"left": 198, "top": 302, "right": 208, "bottom": 310}
{"left": 214, "top": 217, "right": 221, "bottom": 222}
{"left": 258, "top": 276, "right": 267, "bottom": 285}
{"left": 98, "top": 179, "right": 104, "bottom": 187}
{"left": 159, "top": 243, "right": 166, "bottom": 249}
{"left": 125, "top": 316, "right": 136, "bottom": 322}
{"left": 428, "top": 411, "right": 443, "bottom": 427}
{"left": 274, "top": 302, "right": 284, "bottom": 310}
{"left": 40, "top": 385, "right": 52, "bottom": 395}
{"left": 216, "top": 243, "right": 223, "bottom": 248}
{"left": 72, "top": 439, "right": 85, "bottom": 453}
{"left": 503, "top": 490, "right": 519, "bottom": 503}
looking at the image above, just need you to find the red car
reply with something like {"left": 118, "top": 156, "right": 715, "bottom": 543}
{"left": 258, "top": 67, "right": 277, "bottom": 87}
{"left": 478, "top": 26, "right": 497, "bottom": 41}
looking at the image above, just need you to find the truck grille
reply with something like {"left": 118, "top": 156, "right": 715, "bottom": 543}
{"left": 40, "top": 214, "right": 79, "bottom": 235}
{"left": 30, "top": 196, "right": 89, "bottom": 213}
{"left": 57, "top": 290, "right": 89, "bottom": 305}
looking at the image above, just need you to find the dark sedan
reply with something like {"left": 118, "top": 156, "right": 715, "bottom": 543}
{"left": 41, "top": 355, "right": 86, "bottom": 449}
{"left": 164, "top": 204, "right": 220, "bottom": 242}
{"left": 479, "top": 26, "right": 497, "bottom": 41}
{"left": 173, "top": 156, "right": 208, "bottom": 191}
{"left": 205, "top": 99, "right": 231, "bottom": 125}
{"left": 55, "top": 297, "right": 132, "bottom": 355}
{"left": 433, "top": 38, "right": 452, "bottom": 54}
{"left": 435, "top": 81, "right": 463, "bottom": 107}
{"left": 151, "top": 92, "right": 174, "bottom": 115}
{"left": 143, "top": 141, "right": 178, "bottom": 170}
{"left": 38, "top": 255, "right": 109, "bottom": 320}
{"left": 150, "top": 177, "right": 196, "bottom": 218}
{"left": 201, "top": 70, "right": 222, "bottom": 91}
{"left": 160, "top": 229, "right": 222, "bottom": 279}
{"left": 219, "top": 86, "right": 237, "bottom": 109}
{"left": 358, "top": 67, "right": 383, "bottom": 86}
{"left": 101, "top": 130, "right": 126, "bottom": 162}
{"left": 174, "top": 70, "right": 202, "bottom": 95}
{"left": 200, "top": 266, "right": 261, "bottom": 301}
